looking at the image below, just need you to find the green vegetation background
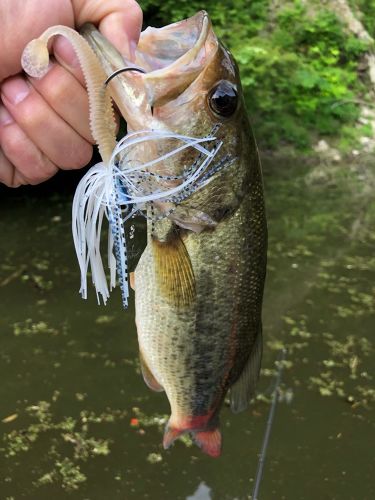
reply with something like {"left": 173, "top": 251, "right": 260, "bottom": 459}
{"left": 140, "top": 0, "right": 375, "bottom": 150}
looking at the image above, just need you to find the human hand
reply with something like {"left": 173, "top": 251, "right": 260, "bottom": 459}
{"left": 0, "top": 0, "right": 142, "bottom": 187}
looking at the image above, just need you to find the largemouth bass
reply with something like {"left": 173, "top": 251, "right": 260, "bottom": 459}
{"left": 22, "top": 11, "right": 267, "bottom": 458}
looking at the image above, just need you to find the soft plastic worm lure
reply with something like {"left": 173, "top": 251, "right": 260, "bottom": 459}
{"left": 21, "top": 27, "right": 228, "bottom": 307}
{"left": 22, "top": 26, "right": 116, "bottom": 163}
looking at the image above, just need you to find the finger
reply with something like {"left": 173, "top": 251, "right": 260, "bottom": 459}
{"left": 0, "top": 147, "right": 17, "bottom": 187}
{"left": 99, "top": 7, "right": 143, "bottom": 59}
{"left": 0, "top": 147, "right": 30, "bottom": 188}
{"left": 53, "top": 35, "right": 121, "bottom": 138}
{"left": 29, "top": 60, "right": 93, "bottom": 143}
{"left": 52, "top": 35, "right": 86, "bottom": 86}
{"left": 51, "top": 40, "right": 120, "bottom": 139}
{"left": 0, "top": 0, "right": 74, "bottom": 82}
{"left": 0, "top": 107, "right": 15, "bottom": 186}
{"left": 12, "top": 170, "right": 30, "bottom": 187}
{"left": 31, "top": 60, "right": 120, "bottom": 142}
{"left": 72, "top": 0, "right": 143, "bottom": 58}
{"left": 1, "top": 76, "right": 93, "bottom": 170}
{"left": 0, "top": 104, "right": 58, "bottom": 185}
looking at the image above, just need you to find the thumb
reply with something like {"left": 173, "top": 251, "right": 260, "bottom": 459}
{"left": 72, "top": 0, "right": 143, "bottom": 58}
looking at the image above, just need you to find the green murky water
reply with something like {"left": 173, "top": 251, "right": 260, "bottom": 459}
{"left": 0, "top": 157, "right": 374, "bottom": 499}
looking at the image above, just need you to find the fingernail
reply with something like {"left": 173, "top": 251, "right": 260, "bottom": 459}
{"left": 1, "top": 78, "right": 30, "bottom": 105}
{"left": 53, "top": 35, "right": 80, "bottom": 68}
{"left": 0, "top": 106, "right": 14, "bottom": 125}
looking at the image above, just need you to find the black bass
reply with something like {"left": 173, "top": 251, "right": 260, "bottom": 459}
{"left": 21, "top": 11, "right": 267, "bottom": 458}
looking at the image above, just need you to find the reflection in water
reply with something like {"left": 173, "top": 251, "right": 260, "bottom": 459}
{"left": 186, "top": 482, "right": 212, "bottom": 500}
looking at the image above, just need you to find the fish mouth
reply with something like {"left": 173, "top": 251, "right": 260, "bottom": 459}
{"left": 137, "top": 11, "right": 215, "bottom": 107}
{"left": 136, "top": 11, "right": 210, "bottom": 72}
{"left": 81, "top": 11, "right": 217, "bottom": 128}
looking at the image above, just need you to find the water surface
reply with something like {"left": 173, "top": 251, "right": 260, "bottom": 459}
{"left": 0, "top": 157, "right": 374, "bottom": 499}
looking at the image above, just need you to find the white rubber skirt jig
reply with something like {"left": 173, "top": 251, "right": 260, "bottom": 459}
{"left": 21, "top": 25, "right": 225, "bottom": 307}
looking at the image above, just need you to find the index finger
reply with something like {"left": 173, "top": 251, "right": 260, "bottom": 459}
{"left": 72, "top": 0, "right": 143, "bottom": 59}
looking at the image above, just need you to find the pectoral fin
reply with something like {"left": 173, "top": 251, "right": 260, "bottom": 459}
{"left": 152, "top": 234, "right": 195, "bottom": 307}
{"left": 230, "top": 327, "right": 263, "bottom": 413}
{"left": 139, "top": 350, "right": 164, "bottom": 392}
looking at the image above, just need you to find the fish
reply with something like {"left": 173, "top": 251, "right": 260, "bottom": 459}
{"left": 21, "top": 11, "right": 267, "bottom": 458}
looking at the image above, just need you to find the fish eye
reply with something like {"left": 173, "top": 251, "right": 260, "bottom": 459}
{"left": 208, "top": 81, "right": 238, "bottom": 118}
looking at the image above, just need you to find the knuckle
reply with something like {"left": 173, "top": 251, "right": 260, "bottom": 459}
{"left": 0, "top": 151, "right": 15, "bottom": 187}
{"left": 12, "top": 99, "right": 37, "bottom": 129}
{"left": 60, "top": 140, "right": 93, "bottom": 169}
{"left": 27, "top": 152, "right": 57, "bottom": 184}
{"left": 1, "top": 128, "right": 22, "bottom": 159}
{"left": 1, "top": 127, "right": 56, "bottom": 184}
{"left": 40, "top": 74, "right": 67, "bottom": 105}
{"left": 74, "top": 142, "right": 93, "bottom": 167}
{"left": 36, "top": 64, "right": 78, "bottom": 109}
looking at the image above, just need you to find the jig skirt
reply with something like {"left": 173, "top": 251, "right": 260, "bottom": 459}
{"left": 72, "top": 128, "right": 227, "bottom": 307}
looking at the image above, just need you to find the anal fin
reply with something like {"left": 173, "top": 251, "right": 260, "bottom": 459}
{"left": 139, "top": 350, "right": 164, "bottom": 392}
{"left": 230, "top": 327, "right": 263, "bottom": 413}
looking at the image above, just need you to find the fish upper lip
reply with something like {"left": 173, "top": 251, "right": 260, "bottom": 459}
{"left": 136, "top": 11, "right": 211, "bottom": 74}
{"left": 81, "top": 11, "right": 211, "bottom": 76}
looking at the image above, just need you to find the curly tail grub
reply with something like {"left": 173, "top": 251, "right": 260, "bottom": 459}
{"left": 21, "top": 26, "right": 116, "bottom": 164}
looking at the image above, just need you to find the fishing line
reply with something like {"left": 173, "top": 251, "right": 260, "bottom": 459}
{"left": 251, "top": 348, "right": 287, "bottom": 500}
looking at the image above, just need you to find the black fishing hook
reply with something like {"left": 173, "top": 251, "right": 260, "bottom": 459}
{"left": 104, "top": 67, "right": 146, "bottom": 87}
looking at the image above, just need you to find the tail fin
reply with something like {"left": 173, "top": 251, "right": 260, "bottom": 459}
{"left": 163, "top": 423, "right": 222, "bottom": 458}
{"left": 163, "top": 426, "right": 184, "bottom": 450}
{"left": 193, "top": 428, "right": 222, "bottom": 458}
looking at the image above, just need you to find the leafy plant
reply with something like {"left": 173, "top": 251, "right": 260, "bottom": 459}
{"left": 140, "top": 0, "right": 370, "bottom": 150}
